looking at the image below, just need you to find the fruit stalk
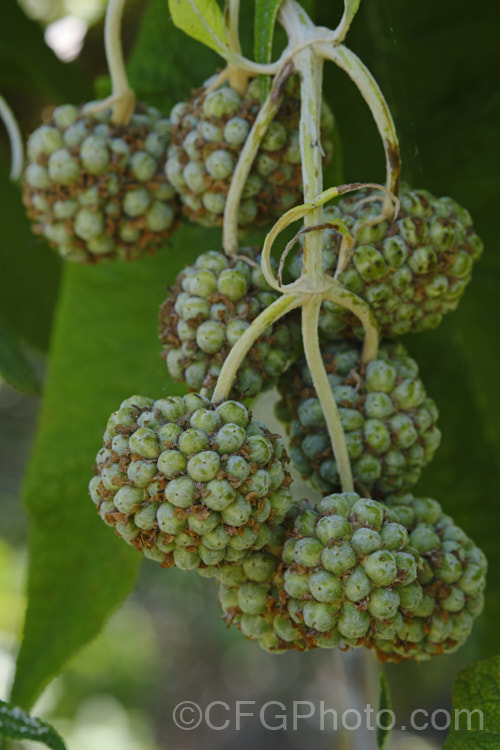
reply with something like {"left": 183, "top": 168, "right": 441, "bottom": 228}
{"left": 224, "top": 0, "right": 249, "bottom": 94}
{"left": 280, "top": 1, "right": 356, "bottom": 493}
{"left": 105, "top": 0, "right": 135, "bottom": 124}
{"left": 318, "top": 42, "right": 401, "bottom": 201}
{"left": 301, "top": 296, "right": 354, "bottom": 492}
{"left": 210, "top": 293, "right": 303, "bottom": 403}
{"left": 324, "top": 282, "right": 379, "bottom": 362}
{"left": 222, "top": 63, "right": 292, "bottom": 255}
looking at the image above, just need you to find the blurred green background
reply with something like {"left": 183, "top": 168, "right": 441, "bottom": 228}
{"left": 0, "top": 0, "right": 498, "bottom": 748}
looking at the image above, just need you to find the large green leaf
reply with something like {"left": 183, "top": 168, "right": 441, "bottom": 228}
{"left": 443, "top": 656, "right": 500, "bottom": 749}
{"left": 0, "top": 314, "right": 39, "bottom": 395}
{"left": 11, "top": 226, "right": 212, "bottom": 709}
{"left": 11, "top": 0, "right": 221, "bottom": 707}
{"left": 0, "top": 163, "right": 61, "bottom": 352}
{"left": 0, "top": 699, "right": 66, "bottom": 750}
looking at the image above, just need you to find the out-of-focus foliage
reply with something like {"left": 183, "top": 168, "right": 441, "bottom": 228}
{"left": 443, "top": 656, "right": 500, "bottom": 748}
{"left": 0, "top": 315, "right": 39, "bottom": 395}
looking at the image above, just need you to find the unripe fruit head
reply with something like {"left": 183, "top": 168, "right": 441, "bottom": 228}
{"left": 218, "top": 492, "right": 486, "bottom": 662}
{"left": 277, "top": 340, "right": 440, "bottom": 498}
{"left": 166, "top": 75, "right": 334, "bottom": 229}
{"left": 23, "top": 104, "right": 180, "bottom": 263}
{"left": 159, "top": 249, "right": 301, "bottom": 399}
{"left": 288, "top": 186, "right": 483, "bottom": 337}
{"left": 90, "top": 393, "right": 294, "bottom": 573}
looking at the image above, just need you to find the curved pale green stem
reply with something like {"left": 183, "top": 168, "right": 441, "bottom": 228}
{"left": 0, "top": 95, "right": 23, "bottom": 180}
{"left": 319, "top": 42, "right": 401, "bottom": 198}
{"left": 211, "top": 293, "right": 304, "bottom": 403}
{"left": 105, "top": 0, "right": 135, "bottom": 124}
{"left": 277, "top": 219, "right": 353, "bottom": 286}
{"left": 260, "top": 182, "right": 391, "bottom": 291}
{"left": 222, "top": 63, "right": 292, "bottom": 256}
{"left": 333, "top": 0, "right": 361, "bottom": 44}
{"left": 302, "top": 297, "right": 354, "bottom": 492}
{"left": 324, "top": 282, "right": 379, "bottom": 362}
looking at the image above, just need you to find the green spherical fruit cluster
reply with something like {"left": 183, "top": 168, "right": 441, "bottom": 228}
{"left": 288, "top": 187, "right": 483, "bottom": 338}
{"left": 89, "top": 393, "right": 294, "bottom": 571}
{"left": 372, "top": 492, "right": 486, "bottom": 661}
{"left": 218, "top": 492, "right": 486, "bottom": 661}
{"left": 276, "top": 341, "right": 441, "bottom": 497}
{"left": 158, "top": 250, "right": 301, "bottom": 398}
{"left": 165, "top": 76, "right": 334, "bottom": 228}
{"left": 23, "top": 103, "right": 179, "bottom": 263}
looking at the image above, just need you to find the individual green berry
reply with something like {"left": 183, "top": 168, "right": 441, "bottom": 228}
{"left": 277, "top": 340, "right": 440, "bottom": 498}
{"left": 23, "top": 103, "right": 180, "bottom": 263}
{"left": 166, "top": 76, "right": 334, "bottom": 229}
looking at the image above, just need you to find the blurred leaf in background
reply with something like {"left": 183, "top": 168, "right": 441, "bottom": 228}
{"left": 0, "top": 315, "right": 39, "bottom": 396}
{"left": 443, "top": 655, "right": 500, "bottom": 748}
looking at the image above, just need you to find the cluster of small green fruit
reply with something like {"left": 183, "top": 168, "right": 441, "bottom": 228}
{"left": 23, "top": 75, "right": 332, "bottom": 262}
{"left": 22, "top": 22, "right": 485, "bottom": 662}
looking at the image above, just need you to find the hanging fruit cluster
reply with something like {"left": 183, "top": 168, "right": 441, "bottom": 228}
{"left": 18, "top": 0, "right": 486, "bottom": 663}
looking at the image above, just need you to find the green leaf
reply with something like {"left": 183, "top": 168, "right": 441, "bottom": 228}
{"left": 254, "top": 0, "right": 283, "bottom": 99}
{"left": 11, "top": 226, "right": 212, "bottom": 709}
{"left": 443, "top": 656, "right": 500, "bottom": 748}
{"left": 168, "top": 0, "right": 230, "bottom": 56}
{"left": 0, "top": 315, "right": 39, "bottom": 395}
{"left": 12, "top": 0, "right": 220, "bottom": 707}
{"left": 0, "top": 164, "right": 61, "bottom": 352}
{"left": 128, "top": 0, "right": 219, "bottom": 111}
{"left": 0, "top": 699, "right": 66, "bottom": 750}
{"left": 377, "top": 673, "right": 392, "bottom": 749}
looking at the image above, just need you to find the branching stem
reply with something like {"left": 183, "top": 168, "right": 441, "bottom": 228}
{"left": 213, "top": 0, "right": 394, "bottom": 492}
